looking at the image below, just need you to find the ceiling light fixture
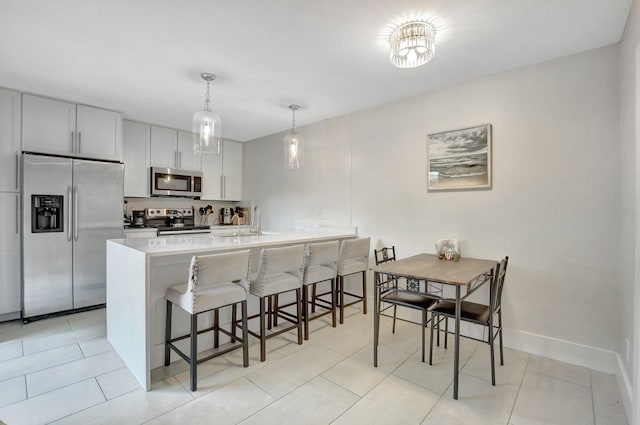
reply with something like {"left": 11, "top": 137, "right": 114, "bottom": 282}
{"left": 389, "top": 21, "right": 435, "bottom": 68}
{"left": 284, "top": 104, "right": 304, "bottom": 169}
{"left": 193, "top": 72, "right": 222, "bottom": 156}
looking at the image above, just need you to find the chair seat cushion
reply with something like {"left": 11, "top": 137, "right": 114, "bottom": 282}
{"left": 304, "top": 264, "right": 336, "bottom": 285}
{"left": 166, "top": 281, "right": 248, "bottom": 314}
{"left": 382, "top": 291, "right": 437, "bottom": 309}
{"left": 430, "top": 300, "right": 490, "bottom": 325}
{"left": 250, "top": 272, "right": 301, "bottom": 297}
{"left": 337, "top": 258, "right": 367, "bottom": 276}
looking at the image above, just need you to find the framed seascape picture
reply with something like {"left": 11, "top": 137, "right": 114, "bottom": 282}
{"left": 427, "top": 124, "right": 492, "bottom": 191}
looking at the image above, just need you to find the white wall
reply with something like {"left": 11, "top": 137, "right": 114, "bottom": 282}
{"left": 244, "top": 115, "right": 352, "bottom": 231}
{"left": 620, "top": 0, "right": 640, "bottom": 422}
{"left": 245, "top": 45, "right": 621, "bottom": 368}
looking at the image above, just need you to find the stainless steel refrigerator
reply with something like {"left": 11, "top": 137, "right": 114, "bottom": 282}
{"left": 22, "top": 153, "right": 123, "bottom": 319}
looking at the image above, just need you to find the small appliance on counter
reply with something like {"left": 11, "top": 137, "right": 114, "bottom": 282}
{"left": 131, "top": 210, "right": 146, "bottom": 227}
{"left": 220, "top": 207, "right": 234, "bottom": 225}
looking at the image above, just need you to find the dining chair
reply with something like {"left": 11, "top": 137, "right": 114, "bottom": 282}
{"left": 374, "top": 246, "right": 440, "bottom": 362}
{"left": 164, "top": 250, "right": 251, "bottom": 391}
{"left": 428, "top": 256, "right": 509, "bottom": 385}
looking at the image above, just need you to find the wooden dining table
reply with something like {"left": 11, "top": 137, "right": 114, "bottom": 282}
{"left": 371, "top": 253, "right": 497, "bottom": 399}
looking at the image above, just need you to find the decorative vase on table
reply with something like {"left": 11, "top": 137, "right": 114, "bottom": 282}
{"left": 435, "top": 239, "right": 460, "bottom": 261}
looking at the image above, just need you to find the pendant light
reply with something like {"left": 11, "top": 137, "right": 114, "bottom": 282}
{"left": 193, "top": 73, "right": 222, "bottom": 156}
{"left": 284, "top": 104, "right": 304, "bottom": 169}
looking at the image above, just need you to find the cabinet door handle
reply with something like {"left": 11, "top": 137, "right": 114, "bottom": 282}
{"left": 178, "top": 152, "right": 182, "bottom": 169}
{"left": 175, "top": 151, "right": 178, "bottom": 168}
{"left": 223, "top": 175, "right": 226, "bottom": 199}
{"left": 220, "top": 176, "right": 223, "bottom": 199}
{"left": 15, "top": 194, "right": 19, "bottom": 234}
{"left": 73, "top": 186, "right": 79, "bottom": 241}
{"left": 77, "top": 132, "right": 82, "bottom": 153}
{"left": 15, "top": 153, "right": 19, "bottom": 190}
{"left": 71, "top": 131, "right": 75, "bottom": 153}
{"left": 67, "top": 186, "right": 73, "bottom": 241}
{"left": 217, "top": 139, "right": 221, "bottom": 155}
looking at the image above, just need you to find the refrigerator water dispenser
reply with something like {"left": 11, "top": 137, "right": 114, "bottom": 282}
{"left": 31, "top": 194, "right": 63, "bottom": 233}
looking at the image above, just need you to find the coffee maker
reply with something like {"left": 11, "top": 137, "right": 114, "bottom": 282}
{"left": 131, "top": 210, "right": 146, "bottom": 227}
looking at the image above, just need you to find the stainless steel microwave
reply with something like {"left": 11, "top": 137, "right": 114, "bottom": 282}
{"left": 150, "top": 167, "right": 202, "bottom": 198}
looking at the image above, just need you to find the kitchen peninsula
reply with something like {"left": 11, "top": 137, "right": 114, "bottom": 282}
{"left": 106, "top": 228, "right": 357, "bottom": 390}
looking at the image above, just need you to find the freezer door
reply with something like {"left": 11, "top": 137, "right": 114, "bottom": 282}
{"left": 22, "top": 154, "right": 74, "bottom": 317}
{"left": 72, "top": 160, "right": 124, "bottom": 308}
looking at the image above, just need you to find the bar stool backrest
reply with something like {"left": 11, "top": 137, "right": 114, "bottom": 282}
{"left": 337, "top": 237, "right": 370, "bottom": 275}
{"left": 253, "top": 244, "right": 305, "bottom": 286}
{"left": 185, "top": 250, "right": 251, "bottom": 312}
{"left": 304, "top": 240, "right": 339, "bottom": 284}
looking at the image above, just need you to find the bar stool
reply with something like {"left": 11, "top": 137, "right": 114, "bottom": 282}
{"left": 336, "top": 237, "right": 370, "bottom": 324}
{"left": 245, "top": 244, "right": 305, "bottom": 362}
{"left": 164, "top": 250, "right": 251, "bottom": 391}
{"left": 283, "top": 241, "right": 339, "bottom": 340}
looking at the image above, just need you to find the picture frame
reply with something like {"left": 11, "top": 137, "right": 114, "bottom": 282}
{"left": 427, "top": 124, "right": 492, "bottom": 191}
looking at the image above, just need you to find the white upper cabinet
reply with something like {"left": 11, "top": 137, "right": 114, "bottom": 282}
{"left": 177, "top": 131, "right": 201, "bottom": 171}
{"left": 76, "top": 105, "right": 122, "bottom": 161}
{"left": 22, "top": 94, "right": 122, "bottom": 162}
{"left": 0, "top": 89, "right": 21, "bottom": 192}
{"left": 200, "top": 149, "right": 223, "bottom": 200}
{"left": 201, "top": 139, "right": 242, "bottom": 201}
{"left": 222, "top": 140, "right": 243, "bottom": 201}
{"left": 150, "top": 125, "right": 178, "bottom": 169}
{"left": 22, "top": 94, "right": 76, "bottom": 156}
{"left": 150, "top": 127, "right": 201, "bottom": 171}
{"left": 123, "top": 120, "right": 150, "bottom": 197}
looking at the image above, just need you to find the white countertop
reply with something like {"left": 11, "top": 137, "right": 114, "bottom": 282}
{"left": 108, "top": 227, "right": 357, "bottom": 257}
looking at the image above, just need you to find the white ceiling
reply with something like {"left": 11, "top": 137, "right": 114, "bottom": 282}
{"left": 0, "top": 0, "right": 633, "bottom": 141}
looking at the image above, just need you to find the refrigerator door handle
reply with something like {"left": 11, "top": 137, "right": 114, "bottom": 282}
{"left": 73, "top": 186, "right": 79, "bottom": 241}
{"left": 67, "top": 186, "right": 73, "bottom": 241}
{"left": 15, "top": 193, "right": 19, "bottom": 234}
{"left": 15, "top": 153, "right": 19, "bottom": 190}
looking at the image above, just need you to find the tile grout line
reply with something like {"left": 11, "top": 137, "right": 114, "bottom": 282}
{"left": 589, "top": 369, "right": 596, "bottom": 425}
{"left": 506, "top": 352, "right": 531, "bottom": 424}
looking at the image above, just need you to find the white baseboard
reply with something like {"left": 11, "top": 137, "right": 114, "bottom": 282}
{"left": 503, "top": 328, "right": 617, "bottom": 373}
{"left": 504, "top": 328, "right": 633, "bottom": 422}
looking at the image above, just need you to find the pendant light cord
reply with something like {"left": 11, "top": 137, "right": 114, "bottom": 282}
{"left": 204, "top": 81, "right": 211, "bottom": 111}
{"left": 292, "top": 108, "right": 296, "bottom": 133}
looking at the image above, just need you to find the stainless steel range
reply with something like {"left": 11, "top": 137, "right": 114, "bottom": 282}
{"left": 145, "top": 208, "right": 210, "bottom": 235}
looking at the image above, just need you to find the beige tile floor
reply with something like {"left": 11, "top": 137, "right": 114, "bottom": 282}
{"left": 0, "top": 306, "right": 629, "bottom": 425}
